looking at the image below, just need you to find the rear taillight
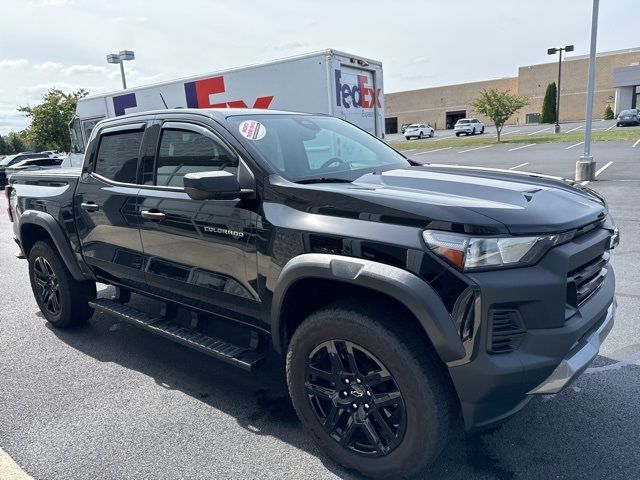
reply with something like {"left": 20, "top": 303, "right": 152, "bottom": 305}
{"left": 4, "top": 185, "right": 14, "bottom": 222}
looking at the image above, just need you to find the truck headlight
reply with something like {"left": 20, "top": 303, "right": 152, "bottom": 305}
{"left": 422, "top": 230, "right": 575, "bottom": 271}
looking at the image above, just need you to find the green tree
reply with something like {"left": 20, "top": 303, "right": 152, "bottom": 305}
{"left": 18, "top": 88, "right": 88, "bottom": 152}
{"left": 603, "top": 104, "right": 614, "bottom": 120}
{"left": 0, "top": 135, "right": 7, "bottom": 155}
{"left": 472, "top": 88, "right": 529, "bottom": 142}
{"left": 540, "top": 82, "right": 557, "bottom": 124}
{"left": 5, "top": 132, "right": 26, "bottom": 154}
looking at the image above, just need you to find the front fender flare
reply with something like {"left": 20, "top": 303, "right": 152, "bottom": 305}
{"left": 18, "top": 210, "right": 87, "bottom": 281}
{"left": 270, "top": 254, "right": 466, "bottom": 363}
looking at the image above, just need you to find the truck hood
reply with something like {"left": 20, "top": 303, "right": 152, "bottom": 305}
{"left": 270, "top": 166, "right": 607, "bottom": 235}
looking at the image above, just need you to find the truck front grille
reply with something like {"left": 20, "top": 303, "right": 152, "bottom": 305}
{"left": 568, "top": 252, "right": 609, "bottom": 307}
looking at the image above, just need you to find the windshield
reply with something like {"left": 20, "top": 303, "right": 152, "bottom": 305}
{"left": 620, "top": 109, "right": 638, "bottom": 115}
{"left": 457, "top": 120, "right": 470, "bottom": 124}
{"left": 0, "top": 155, "right": 17, "bottom": 166}
{"left": 227, "top": 115, "right": 410, "bottom": 182}
{"left": 407, "top": 124, "right": 419, "bottom": 128}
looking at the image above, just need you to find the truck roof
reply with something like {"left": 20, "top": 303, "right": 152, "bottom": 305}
{"left": 81, "top": 49, "right": 382, "bottom": 102}
{"left": 97, "top": 108, "right": 312, "bottom": 123}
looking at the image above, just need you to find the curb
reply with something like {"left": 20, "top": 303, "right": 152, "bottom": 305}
{"left": 0, "top": 448, "right": 35, "bottom": 480}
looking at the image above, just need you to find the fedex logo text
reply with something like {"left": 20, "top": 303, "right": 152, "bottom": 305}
{"left": 334, "top": 70, "right": 381, "bottom": 110}
{"left": 184, "top": 76, "right": 274, "bottom": 109}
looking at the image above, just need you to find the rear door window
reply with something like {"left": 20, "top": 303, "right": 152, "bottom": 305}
{"left": 94, "top": 130, "right": 144, "bottom": 183}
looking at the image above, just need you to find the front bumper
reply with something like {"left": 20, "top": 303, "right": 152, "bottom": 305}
{"left": 447, "top": 225, "right": 616, "bottom": 431}
{"left": 528, "top": 301, "right": 614, "bottom": 394}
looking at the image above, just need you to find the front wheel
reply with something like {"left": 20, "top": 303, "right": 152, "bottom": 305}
{"left": 419, "top": 131, "right": 424, "bottom": 139}
{"left": 480, "top": 126, "right": 485, "bottom": 134}
{"left": 429, "top": 130, "right": 435, "bottom": 137}
{"left": 28, "top": 240, "right": 96, "bottom": 328}
{"left": 286, "top": 302, "right": 456, "bottom": 478}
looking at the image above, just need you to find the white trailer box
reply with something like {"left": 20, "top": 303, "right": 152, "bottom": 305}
{"left": 69, "top": 49, "right": 384, "bottom": 153}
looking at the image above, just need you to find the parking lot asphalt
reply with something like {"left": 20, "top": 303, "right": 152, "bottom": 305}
{"left": 1, "top": 139, "right": 639, "bottom": 480}
{"left": 386, "top": 119, "right": 621, "bottom": 143}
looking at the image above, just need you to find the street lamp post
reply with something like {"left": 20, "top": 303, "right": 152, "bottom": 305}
{"left": 547, "top": 44, "right": 574, "bottom": 133}
{"left": 106, "top": 50, "right": 135, "bottom": 89}
{"left": 576, "top": 0, "right": 600, "bottom": 182}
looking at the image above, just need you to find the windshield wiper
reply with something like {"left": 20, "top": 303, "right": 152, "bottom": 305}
{"left": 295, "top": 178, "right": 353, "bottom": 185}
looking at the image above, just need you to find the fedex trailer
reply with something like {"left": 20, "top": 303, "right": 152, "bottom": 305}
{"left": 69, "top": 49, "right": 384, "bottom": 153}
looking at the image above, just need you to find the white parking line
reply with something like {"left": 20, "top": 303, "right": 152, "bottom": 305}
{"left": 509, "top": 162, "right": 529, "bottom": 170}
{"left": 564, "top": 126, "right": 582, "bottom": 133}
{"left": 508, "top": 143, "right": 536, "bottom": 152}
{"left": 565, "top": 141, "right": 584, "bottom": 150}
{"left": 458, "top": 145, "right": 492, "bottom": 154}
{"left": 413, "top": 147, "right": 452, "bottom": 155}
{"left": 494, "top": 129, "right": 520, "bottom": 138}
{"left": 580, "top": 161, "right": 614, "bottom": 185}
{"left": 527, "top": 127, "right": 551, "bottom": 136}
{"left": 402, "top": 149, "right": 417, "bottom": 152}
{"left": 605, "top": 123, "right": 617, "bottom": 132}
{"left": 633, "top": 138, "right": 640, "bottom": 148}
{"left": 596, "top": 161, "right": 613, "bottom": 176}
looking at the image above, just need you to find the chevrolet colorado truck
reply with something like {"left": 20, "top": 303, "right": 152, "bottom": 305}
{"left": 6, "top": 109, "right": 618, "bottom": 478}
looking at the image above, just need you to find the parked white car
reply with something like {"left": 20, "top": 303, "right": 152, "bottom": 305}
{"left": 404, "top": 123, "right": 435, "bottom": 140}
{"left": 454, "top": 118, "right": 485, "bottom": 136}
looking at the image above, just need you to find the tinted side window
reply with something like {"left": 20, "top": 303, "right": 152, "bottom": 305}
{"left": 155, "top": 128, "right": 237, "bottom": 187}
{"left": 95, "top": 130, "right": 143, "bottom": 183}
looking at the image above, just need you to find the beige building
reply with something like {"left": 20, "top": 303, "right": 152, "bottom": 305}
{"left": 384, "top": 47, "right": 640, "bottom": 133}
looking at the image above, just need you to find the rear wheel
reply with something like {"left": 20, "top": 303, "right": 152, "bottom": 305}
{"left": 286, "top": 302, "right": 456, "bottom": 478}
{"left": 455, "top": 132, "right": 460, "bottom": 137}
{"left": 419, "top": 131, "right": 424, "bottom": 139}
{"left": 28, "top": 240, "right": 96, "bottom": 328}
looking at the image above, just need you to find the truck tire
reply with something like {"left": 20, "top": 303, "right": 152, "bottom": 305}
{"left": 286, "top": 301, "right": 456, "bottom": 479}
{"left": 28, "top": 240, "right": 96, "bottom": 328}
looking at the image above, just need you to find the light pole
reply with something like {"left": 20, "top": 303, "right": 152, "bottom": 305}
{"left": 547, "top": 44, "right": 574, "bottom": 133}
{"left": 106, "top": 50, "right": 135, "bottom": 89}
{"left": 576, "top": 0, "right": 599, "bottom": 182}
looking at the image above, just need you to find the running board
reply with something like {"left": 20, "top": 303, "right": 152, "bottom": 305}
{"left": 89, "top": 298, "right": 264, "bottom": 371}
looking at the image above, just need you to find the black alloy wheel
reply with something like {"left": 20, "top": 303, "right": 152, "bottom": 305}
{"left": 304, "top": 339, "right": 406, "bottom": 457}
{"left": 33, "top": 256, "right": 61, "bottom": 316}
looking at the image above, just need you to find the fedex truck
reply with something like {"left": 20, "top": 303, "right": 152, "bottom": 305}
{"left": 68, "top": 49, "right": 384, "bottom": 154}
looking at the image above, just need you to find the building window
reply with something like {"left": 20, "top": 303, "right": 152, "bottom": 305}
{"left": 634, "top": 86, "right": 640, "bottom": 109}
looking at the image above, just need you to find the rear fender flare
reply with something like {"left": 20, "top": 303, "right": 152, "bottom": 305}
{"left": 18, "top": 210, "right": 87, "bottom": 281}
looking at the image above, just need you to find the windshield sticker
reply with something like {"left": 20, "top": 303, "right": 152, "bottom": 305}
{"left": 239, "top": 120, "right": 266, "bottom": 140}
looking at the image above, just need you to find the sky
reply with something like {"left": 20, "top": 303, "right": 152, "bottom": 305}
{"left": 1, "top": 0, "right": 639, "bottom": 135}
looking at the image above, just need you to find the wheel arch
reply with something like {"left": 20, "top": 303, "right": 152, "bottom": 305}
{"left": 271, "top": 254, "right": 466, "bottom": 364}
{"left": 19, "top": 210, "right": 86, "bottom": 281}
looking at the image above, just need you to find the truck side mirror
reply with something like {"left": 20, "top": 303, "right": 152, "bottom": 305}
{"left": 183, "top": 171, "right": 252, "bottom": 200}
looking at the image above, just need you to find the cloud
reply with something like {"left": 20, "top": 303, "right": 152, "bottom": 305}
{"left": 269, "top": 41, "right": 310, "bottom": 52}
{"left": 34, "top": 61, "right": 63, "bottom": 71}
{"left": 412, "top": 57, "right": 430, "bottom": 64}
{"left": 28, "top": 0, "right": 74, "bottom": 6}
{"left": 61, "top": 64, "right": 108, "bottom": 76}
{"left": 18, "top": 82, "right": 105, "bottom": 103}
{"left": 0, "top": 59, "right": 29, "bottom": 70}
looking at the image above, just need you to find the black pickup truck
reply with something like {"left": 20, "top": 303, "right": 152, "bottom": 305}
{"left": 6, "top": 109, "right": 618, "bottom": 478}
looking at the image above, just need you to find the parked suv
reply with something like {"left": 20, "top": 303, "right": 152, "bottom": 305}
{"left": 454, "top": 118, "right": 485, "bottom": 136}
{"left": 7, "top": 109, "right": 618, "bottom": 478}
{"left": 404, "top": 123, "right": 434, "bottom": 140}
{"left": 616, "top": 109, "right": 640, "bottom": 127}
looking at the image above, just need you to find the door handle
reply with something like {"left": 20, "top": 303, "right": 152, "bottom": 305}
{"left": 141, "top": 209, "right": 166, "bottom": 221}
{"left": 80, "top": 201, "right": 99, "bottom": 212}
